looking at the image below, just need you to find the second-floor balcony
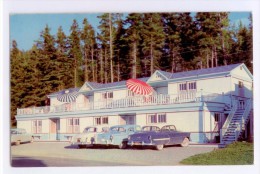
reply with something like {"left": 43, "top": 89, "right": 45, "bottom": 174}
{"left": 17, "top": 92, "right": 232, "bottom": 116}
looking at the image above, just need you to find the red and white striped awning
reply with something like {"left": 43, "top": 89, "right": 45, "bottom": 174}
{"left": 126, "top": 79, "right": 154, "bottom": 95}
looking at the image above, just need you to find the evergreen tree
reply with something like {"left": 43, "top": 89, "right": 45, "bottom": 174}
{"left": 36, "top": 25, "right": 60, "bottom": 103}
{"left": 56, "top": 26, "right": 74, "bottom": 89}
{"left": 142, "top": 13, "right": 165, "bottom": 76}
{"left": 68, "top": 19, "right": 83, "bottom": 87}
{"left": 124, "top": 13, "right": 143, "bottom": 78}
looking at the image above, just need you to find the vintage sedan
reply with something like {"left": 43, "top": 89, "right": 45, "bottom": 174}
{"left": 71, "top": 126, "right": 108, "bottom": 148}
{"left": 128, "top": 125, "right": 190, "bottom": 150}
{"left": 11, "top": 128, "right": 33, "bottom": 145}
{"left": 95, "top": 125, "right": 141, "bottom": 149}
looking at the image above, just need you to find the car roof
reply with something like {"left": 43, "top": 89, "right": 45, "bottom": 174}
{"left": 110, "top": 124, "right": 140, "bottom": 129}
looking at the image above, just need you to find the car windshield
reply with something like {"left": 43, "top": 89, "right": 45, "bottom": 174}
{"left": 110, "top": 127, "right": 126, "bottom": 132}
{"left": 142, "top": 126, "right": 160, "bottom": 132}
{"left": 161, "top": 125, "right": 176, "bottom": 131}
{"left": 83, "top": 127, "right": 97, "bottom": 133}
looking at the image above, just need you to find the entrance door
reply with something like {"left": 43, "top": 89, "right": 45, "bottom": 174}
{"left": 120, "top": 116, "right": 135, "bottom": 125}
{"left": 50, "top": 118, "right": 60, "bottom": 140}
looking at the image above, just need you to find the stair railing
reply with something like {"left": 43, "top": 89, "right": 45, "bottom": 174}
{"left": 242, "top": 99, "right": 252, "bottom": 124}
{"left": 235, "top": 99, "right": 252, "bottom": 140}
{"left": 220, "top": 100, "right": 238, "bottom": 143}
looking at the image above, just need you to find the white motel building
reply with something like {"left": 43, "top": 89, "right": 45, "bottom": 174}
{"left": 16, "top": 63, "right": 253, "bottom": 144}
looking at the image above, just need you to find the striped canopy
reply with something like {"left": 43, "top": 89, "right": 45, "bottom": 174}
{"left": 57, "top": 90, "right": 79, "bottom": 103}
{"left": 126, "top": 79, "right": 154, "bottom": 95}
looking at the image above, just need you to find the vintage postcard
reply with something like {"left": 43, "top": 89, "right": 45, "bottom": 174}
{"left": 1, "top": 0, "right": 260, "bottom": 174}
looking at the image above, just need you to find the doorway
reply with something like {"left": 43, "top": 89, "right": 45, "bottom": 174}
{"left": 120, "top": 115, "right": 136, "bottom": 125}
{"left": 50, "top": 118, "right": 60, "bottom": 140}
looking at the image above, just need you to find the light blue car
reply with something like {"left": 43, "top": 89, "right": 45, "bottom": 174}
{"left": 95, "top": 125, "right": 141, "bottom": 149}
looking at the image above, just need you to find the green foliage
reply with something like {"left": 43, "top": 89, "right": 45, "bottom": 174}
{"left": 180, "top": 142, "right": 254, "bottom": 165}
{"left": 10, "top": 12, "right": 253, "bottom": 125}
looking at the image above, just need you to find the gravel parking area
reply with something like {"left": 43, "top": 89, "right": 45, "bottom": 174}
{"left": 11, "top": 142, "right": 216, "bottom": 166}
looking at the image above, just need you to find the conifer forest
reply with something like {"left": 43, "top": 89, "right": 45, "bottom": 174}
{"left": 10, "top": 12, "right": 253, "bottom": 126}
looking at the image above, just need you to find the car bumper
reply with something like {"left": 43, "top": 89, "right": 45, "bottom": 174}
{"left": 94, "top": 138, "right": 114, "bottom": 145}
{"left": 71, "top": 141, "right": 93, "bottom": 146}
{"left": 128, "top": 141, "right": 154, "bottom": 146}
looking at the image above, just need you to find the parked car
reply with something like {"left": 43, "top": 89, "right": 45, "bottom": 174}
{"left": 71, "top": 126, "right": 109, "bottom": 148}
{"left": 95, "top": 125, "right": 142, "bottom": 149}
{"left": 128, "top": 125, "right": 190, "bottom": 150}
{"left": 11, "top": 128, "right": 33, "bottom": 145}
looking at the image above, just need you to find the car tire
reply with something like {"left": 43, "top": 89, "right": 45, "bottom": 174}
{"left": 118, "top": 142, "right": 127, "bottom": 149}
{"left": 181, "top": 137, "right": 190, "bottom": 147}
{"left": 155, "top": 144, "right": 164, "bottom": 150}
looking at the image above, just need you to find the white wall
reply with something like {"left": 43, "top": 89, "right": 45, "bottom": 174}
{"left": 156, "top": 87, "right": 168, "bottom": 94}
{"left": 167, "top": 111, "right": 203, "bottom": 132}
{"left": 113, "top": 89, "right": 127, "bottom": 100}
{"left": 17, "top": 120, "right": 32, "bottom": 133}
{"left": 135, "top": 114, "right": 147, "bottom": 127}
{"left": 41, "top": 119, "right": 50, "bottom": 133}
{"left": 168, "top": 77, "right": 232, "bottom": 95}
{"left": 231, "top": 77, "right": 253, "bottom": 98}
{"left": 60, "top": 118, "right": 67, "bottom": 134}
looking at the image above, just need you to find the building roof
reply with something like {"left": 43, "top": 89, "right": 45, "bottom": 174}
{"left": 158, "top": 63, "right": 243, "bottom": 80}
{"left": 48, "top": 87, "right": 80, "bottom": 96}
{"left": 49, "top": 63, "right": 249, "bottom": 96}
{"left": 85, "top": 77, "right": 149, "bottom": 90}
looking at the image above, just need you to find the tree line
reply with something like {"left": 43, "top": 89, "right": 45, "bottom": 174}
{"left": 10, "top": 12, "right": 253, "bottom": 126}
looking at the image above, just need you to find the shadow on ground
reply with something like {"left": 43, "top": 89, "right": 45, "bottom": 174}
{"left": 12, "top": 157, "right": 46, "bottom": 167}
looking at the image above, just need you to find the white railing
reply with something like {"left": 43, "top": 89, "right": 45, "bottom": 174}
{"left": 17, "top": 92, "right": 230, "bottom": 116}
{"left": 220, "top": 100, "right": 238, "bottom": 143}
{"left": 234, "top": 99, "right": 252, "bottom": 140}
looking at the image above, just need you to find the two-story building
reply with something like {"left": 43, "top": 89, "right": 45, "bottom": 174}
{"left": 16, "top": 63, "right": 253, "bottom": 144}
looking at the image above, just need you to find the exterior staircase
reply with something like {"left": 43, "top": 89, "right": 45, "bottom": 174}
{"left": 220, "top": 99, "right": 252, "bottom": 147}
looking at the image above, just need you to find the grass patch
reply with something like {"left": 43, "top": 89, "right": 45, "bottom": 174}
{"left": 180, "top": 142, "right": 254, "bottom": 165}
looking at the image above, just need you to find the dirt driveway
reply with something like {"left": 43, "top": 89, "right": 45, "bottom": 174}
{"left": 11, "top": 142, "right": 216, "bottom": 166}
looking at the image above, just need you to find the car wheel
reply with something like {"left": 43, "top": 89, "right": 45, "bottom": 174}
{"left": 155, "top": 144, "right": 164, "bottom": 150}
{"left": 181, "top": 137, "right": 190, "bottom": 147}
{"left": 118, "top": 142, "right": 127, "bottom": 149}
{"left": 15, "top": 141, "right": 20, "bottom": 145}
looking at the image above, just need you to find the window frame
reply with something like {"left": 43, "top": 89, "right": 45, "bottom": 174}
{"left": 67, "top": 118, "right": 80, "bottom": 133}
{"left": 147, "top": 113, "right": 167, "bottom": 124}
{"left": 94, "top": 116, "right": 109, "bottom": 125}
{"left": 32, "top": 120, "right": 42, "bottom": 134}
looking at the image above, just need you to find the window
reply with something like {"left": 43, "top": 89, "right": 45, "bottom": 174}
{"left": 102, "top": 117, "right": 109, "bottom": 124}
{"left": 188, "top": 82, "right": 197, "bottom": 90}
{"left": 94, "top": 117, "right": 101, "bottom": 125}
{"left": 32, "top": 120, "right": 42, "bottom": 133}
{"left": 158, "top": 114, "right": 167, "bottom": 123}
{"left": 102, "top": 92, "right": 113, "bottom": 99}
{"left": 147, "top": 114, "right": 157, "bottom": 123}
{"left": 94, "top": 116, "right": 109, "bottom": 125}
{"left": 239, "top": 81, "right": 244, "bottom": 88}
{"left": 214, "top": 113, "right": 220, "bottom": 122}
{"left": 179, "top": 83, "right": 187, "bottom": 91}
{"left": 179, "top": 82, "right": 197, "bottom": 91}
{"left": 67, "top": 118, "right": 80, "bottom": 133}
{"left": 147, "top": 113, "right": 167, "bottom": 124}
{"left": 127, "top": 90, "right": 135, "bottom": 97}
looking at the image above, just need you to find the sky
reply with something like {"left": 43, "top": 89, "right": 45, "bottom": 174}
{"left": 10, "top": 12, "right": 251, "bottom": 51}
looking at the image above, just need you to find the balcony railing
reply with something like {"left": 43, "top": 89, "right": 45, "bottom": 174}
{"left": 17, "top": 92, "right": 231, "bottom": 116}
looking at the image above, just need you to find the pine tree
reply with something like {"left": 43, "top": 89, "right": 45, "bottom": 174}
{"left": 142, "top": 13, "right": 165, "bottom": 75}
{"left": 68, "top": 19, "right": 83, "bottom": 87}
{"left": 36, "top": 25, "right": 60, "bottom": 103}
{"left": 56, "top": 26, "right": 74, "bottom": 89}
{"left": 124, "top": 13, "right": 143, "bottom": 78}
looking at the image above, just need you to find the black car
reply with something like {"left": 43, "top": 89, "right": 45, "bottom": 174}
{"left": 128, "top": 125, "right": 190, "bottom": 150}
